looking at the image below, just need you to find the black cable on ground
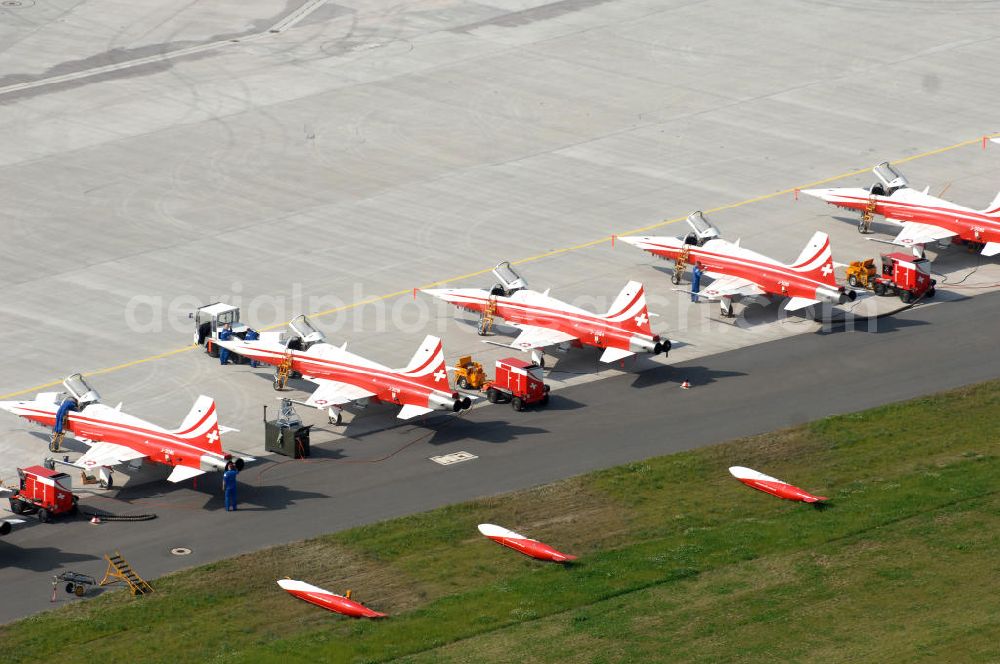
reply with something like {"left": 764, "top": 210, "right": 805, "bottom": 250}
{"left": 80, "top": 509, "right": 157, "bottom": 522}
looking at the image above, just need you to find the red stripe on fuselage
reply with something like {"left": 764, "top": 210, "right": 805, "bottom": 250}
{"left": 637, "top": 242, "right": 830, "bottom": 297}
{"left": 446, "top": 294, "right": 654, "bottom": 350}
{"left": 832, "top": 194, "right": 1000, "bottom": 241}
{"left": 245, "top": 347, "right": 448, "bottom": 406}
{"left": 13, "top": 405, "right": 224, "bottom": 466}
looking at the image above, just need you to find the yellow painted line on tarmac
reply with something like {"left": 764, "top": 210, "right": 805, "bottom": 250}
{"left": 0, "top": 346, "right": 196, "bottom": 400}
{"left": 1, "top": 134, "right": 995, "bottom": 401}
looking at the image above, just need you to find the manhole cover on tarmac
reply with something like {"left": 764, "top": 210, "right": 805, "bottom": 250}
{"left": 171, "top": 547, "right": 192, "bottom": 556}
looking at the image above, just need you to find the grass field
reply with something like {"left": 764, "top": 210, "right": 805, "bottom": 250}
{"left": 2, "top": 381, "right": 999, "bottom": 663}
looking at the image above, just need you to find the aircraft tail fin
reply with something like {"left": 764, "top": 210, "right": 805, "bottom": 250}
{"left": 399, "top": 335, "right": 450, "bottom": 391}
{"left": 602, "top": 281, "right": 654, "bottom": 335}
{"left": 172, "top": 395, "right": 224, "bottom": 454}
{"left": 788, "top": 231, "right": 837, "bottom": 287}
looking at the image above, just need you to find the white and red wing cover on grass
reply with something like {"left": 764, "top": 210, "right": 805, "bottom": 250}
{"left": 277, "top": 579, "right": 386, "bottom": 618}
{"left": 478, "top": 523, "right": 576, "bottom": 563}
{"left": 729, "top": 466, "right": 827, "bottom": 503}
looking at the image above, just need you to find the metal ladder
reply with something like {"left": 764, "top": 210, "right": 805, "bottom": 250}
{"left": 673, "top": 245, "right": 691, "bottom": 283}
{"left": 100, "top": 551, "right": 154, "bottom": 596}
{"left": 859, "top": 196, "right": 877, "bottom": 234}
{"left": 479, "top": 295, "right": 498, "bottom": 335}
{"left": 275, "top": 351, "right": 294, "bottom": 390}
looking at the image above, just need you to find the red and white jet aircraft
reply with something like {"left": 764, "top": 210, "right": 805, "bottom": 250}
{"left": 0, "top": 374, "right": 249, "bottom": 486}
{"left": 619, "top": 212, "right": 855, "bottom": 316}
{"left": 803, "top": 161, "right": 1000, "bottom": 256}
{"left": 422, "top": 262, "right": 669, "bottom": 364}
{"left": 216, "top": 315, "right": 471, "bottom": 424}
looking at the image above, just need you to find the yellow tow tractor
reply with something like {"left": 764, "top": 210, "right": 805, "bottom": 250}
{"left": 845, "top": 258, "right": 877, "bottom": 290}
{"left": 453, "top": 356, "right": 486, "bottom": 390}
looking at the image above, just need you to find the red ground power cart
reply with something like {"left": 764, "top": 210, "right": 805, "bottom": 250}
{"left": 874, "top": 252, "right": 936, "bottom": 303}
{"left": 484, "top": 357, "right": 549, "bottom": 411}
{"left": 8, "top": 466, "right": 78, "bottom": 523}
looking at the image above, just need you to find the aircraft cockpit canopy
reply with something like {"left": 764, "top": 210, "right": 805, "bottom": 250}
{"left": 871, "top": 161, "right": 909, "bottom": 195}
{"left": 288, "top": 314, "right": 326, "bottom": 349}
{"left": 63, "top": 373, "right": 101, "bottom": 407}
{"left": 491, "top": 261, "right": 528, "bottom": 296}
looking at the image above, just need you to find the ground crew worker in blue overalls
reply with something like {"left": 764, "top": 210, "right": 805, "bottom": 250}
{"left": 691, "top": 262, "right": 703, "bottom": 303}
{"left": 223, "top": 461, "right": 238, "bottom": 511}
{"left": 244, "top": 328, "right": 260, "bottom": 367}
{"left": 218, "top": 323, "right": 233, "bottom": 365}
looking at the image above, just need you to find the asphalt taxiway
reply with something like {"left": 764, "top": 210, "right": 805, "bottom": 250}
{"left": 2, "top": 0, "right": 1000, "bottom": 624}
{"left": 2, "top": 289, "right": 998, "bottom": 624}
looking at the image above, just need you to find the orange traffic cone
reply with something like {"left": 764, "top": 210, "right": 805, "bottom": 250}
{"left": 680, "top": 379, "right": 691, "bottom": 389}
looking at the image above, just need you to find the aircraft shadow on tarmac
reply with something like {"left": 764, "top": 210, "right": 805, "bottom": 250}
{"left": 630, "top": 364, "right": 747, "bottom": 389}
{"left": 830, "top": 215, "right": 897, "bottom": 236}
{"left": 0, "top": 542, "right": 100, "bottom": 572}
{"left": 234, "top": 483, "right": 331, "bottom": 512}
{"left": 90, "top": 474, "right": 331, "bottom": 512}
{"left": 649, "top": 264, "right": 693, "bottom": 285}
{"left": 454, "top": 316, "right": 518, "bottom": 340}
{"left": 536, "top": 395, "right": 585, "bottom": 412}
{"left": 290, "top": 444, "right": 346, "bottom": 460}
{"left": 426, "top": 418, "right": 548, "bottom": 445}
{"left": 819, "top": 313, "right": 931, "bottom": 335}
{"left": 26, "top": 430, "right": 88, "bottom": 454}
{"left": 249, "top": 370, "right": 310, "bottom": 392}
{"left": 647, "top": 265, "right": 802, "bottom": 329}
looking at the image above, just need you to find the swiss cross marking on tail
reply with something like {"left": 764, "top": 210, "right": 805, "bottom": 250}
{"left": 634, "top": 313, "right": 648, "bottom": 327}
{"left": 821, "top": 264, "right": 832, "bottom": 277}
{"left": 207, "top": 431, "right": 219, "bottom": 445}
{"left": 433, "top": 369, "right": 447, "bottom": 383}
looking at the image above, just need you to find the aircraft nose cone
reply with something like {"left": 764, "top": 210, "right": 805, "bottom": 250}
{"left": 799, "top": 188, "right": 830, "bottom": 200}
{"left": 0, "top": 401, "right": 21, "bottom": 414}
{"left": 800, "top": 187, "right": 844, "bottom": 202}
{"left": 420, "top": 288, "right": 454, "bottom": 299}
{"left": 616, "top": 236, "right": 647, "bottom": 247}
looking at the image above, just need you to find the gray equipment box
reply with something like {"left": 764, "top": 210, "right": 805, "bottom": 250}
{"left": 263, "top": 399, "right": 311, "bottom": 458}
{"left": 264, "top": 421, "right": 311, "bottom": 458}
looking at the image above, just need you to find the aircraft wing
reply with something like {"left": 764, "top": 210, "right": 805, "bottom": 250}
{"left": 167, "top": 466, "right": 205, "bottom": 483}
{"left": 502, "top": 324, "right": 578, "bottom": 351}
{"left": 77, "top": 441, "right": 146, "bottom": 469}
{"left": 304, "top": 378, "right": 376, "bottom": 410}
{"left": 784, "top": 296, "right": 822, "bottom": 312}
{"left": 891, "top": 221, "right": 956, "bottom": 247}
{"left": 600, "top": 347, "right": 634, "bottom": 363}
{"left": 700, "top": 275, "right": 766, "bottom": 300}
{"left": 397, "top": 404, "right": 435, "bottom": 420}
